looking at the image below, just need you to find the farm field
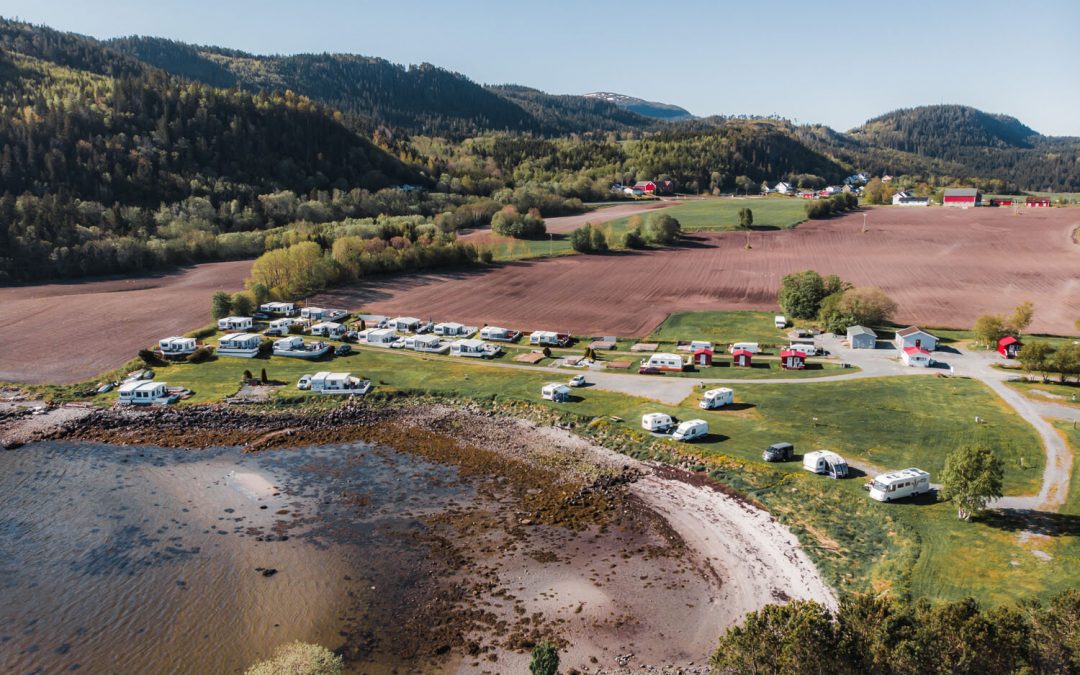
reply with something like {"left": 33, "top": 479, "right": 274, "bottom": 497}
{"left": 314, "top": 206, "right": 1080, "bottom": 340}
{"left": 603, "top": 196, "right": 808, "bottom": 233}
{"left": 87, "top": 341, "right": 1065, "bottom": 604}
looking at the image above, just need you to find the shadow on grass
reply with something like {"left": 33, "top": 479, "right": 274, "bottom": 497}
{"left": 980, "top": 509, "right": 1080, "bottom": 537}
{"left": 694, "top": 432, "right": 730, "bottom": 444}
{"left": 722, "top": 402, "right": 757, "bottom": 411}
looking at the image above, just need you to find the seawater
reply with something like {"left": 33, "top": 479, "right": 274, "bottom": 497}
{"left": 0, "top": 440, "right": 473, "bottom": 673}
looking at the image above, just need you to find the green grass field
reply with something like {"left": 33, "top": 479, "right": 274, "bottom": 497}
{"left": 648, "top": 310, "right": 791, "bottom": 345}
{"left": 604, "top": 197, "right": 808, "bottom": 235}
{"left": 1007, "top": 379, "right": 1080, "bottom": 409}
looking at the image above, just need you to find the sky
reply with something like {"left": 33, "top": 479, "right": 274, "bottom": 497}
{"left": 5, "top": 0, "right": 1079, "bottom": 135}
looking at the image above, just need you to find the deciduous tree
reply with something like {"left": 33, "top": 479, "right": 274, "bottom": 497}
{"left": 973, "top": 314, "right": 1008, "bottom": 348}
{"left": 1006, "top": 301, "right": 1035, "bottom": 335}
{"left": 211, "top": 291, "right": 232, "bottom": 320}
{"left": 939, "top": 446, "right": 1004, "bottom": 520}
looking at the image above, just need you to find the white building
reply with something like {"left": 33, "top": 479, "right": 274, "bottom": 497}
{"left": 158, "top": 336, "right": 197, "bottom": 356}
{"left": 901, "top": 347, "right": 933, "bottom": 367}
{"left": 894, "top": 326, "right": 938, "bottom": 352}
{"left": 118, "top": 381, "right": 176, "bottom": 405}
{"left": 641, "top": 353, "right": 684, "bottom": 372}
{"left": 310, "top": 321, "right": 346, "bottom": 339}
{"left": 529, "top": 331, "right": 570, "bottom": 347}
{"left": 217, "top": 316, "right": 253, "bottom": 331}
{"left": 450, "top": 339, "right": 500, "bottom": 358}
{"left": 409, "top": 334, "right": 449, "bottom": 354}
{"left": 389, "top": 317, "right": 421, "bottom": 332}
{"left": 892, "top": 190, "right": 929, "bottom": 206}
{"left": 217, "top": 333, "right": 262, "bottom": 358}
{"left": 273, "top": 336, "right": 330, "bottom": 359}
{"left": 259, "top": 301, "right": 296, "bottom": 316}
{"left": 433, "top": 322, "right": 474, "bottom": 337}
{"left": 773, "top": 181, "right": 796, "bottom": 195}
{"left": 358, "top": 327, "right": 397, "bottom": 346}
{"left": 266, "top": 318, "right": 297, "bottom": 336}
{"left": 309, "top": 371, "right": 370, "bottom": 395}
{"left": 480, "top": 326, "right": 520, "bottom": 342}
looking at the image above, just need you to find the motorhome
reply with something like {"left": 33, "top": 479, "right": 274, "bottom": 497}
{"left": 774, "top": 315, "right": 787, "bottom": 329}
{"left": 310, "top": 321, "right": 346, "bottom": 339}
{"left": 868, "top": 468, "right": 930, "bottom": 501}
{"left": 158, "top": 336, "right": 196, "bottom": 356}
{"left": 729, "top": 342, "right": 761, "bottom": 354}
{"left": 641, "top": 413, "right": 674, "bottom": 433}
{"left": 272, "top": 336, "right": 330, "bottom": 359}
{"left": 217, "top": 333, "right": 262, "bottom": 358}
{"left": 479, "top": 326, "right": 521, "bottom": 342}
{"left": 763, "top": 442, "right": 795, "bottom": 462}
{"left": 672, "top": 419, "right": 709, "bottom": 442}
{"left": 450, "top": 339, "right": 501, "bottom": 358}
{"left": 529, "top": 330, "right": 571, "bottom": 347}
{"left": 541, "top": 382, "right": 572, "bottom": 402}
{"left": 641, "top": 353, "right": 685, "bottom": 372}
{"left": 259, "top": 302, "right": 296, "bottom": 316}
{"left": 217, "top": 316, "right": 253, "bottom": 331}
{"left": 408, "top": 334, "right": 450, "bottom": 354}
{"left": 803, "top": 450, "right": 850, "bottom": 479}
{"left": 699, "top": 387, "right": 733, "bottom": 409}
{"left": 433, "top": 322, "right": 474, "bottom": 337}
{"left": 307, "top": 371, "right": 371, "bottom": 395}
{"left": 118, "top": 381, "right": 177, "bottom": 405}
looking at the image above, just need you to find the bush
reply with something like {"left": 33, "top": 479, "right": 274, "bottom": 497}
{"left": 642, "top": 213, "right": 681, "bottom": 245}
{"left": 137, "top": 348, "right": 165, "bottom": 366}
{"left": 622, "top": 228, "right": 646, "bottom": 249}
{"left": 805, "top": 193, "right": 859, "bottom": 219}
{"left": 529, "top": 641, "right": 560, "bottom": 675}
{"left": 187, "top": 347, "right": 213, "bottom": 363}
{"left": 245, "top": 641, "right": 343, "bottom": 675}
{"left": 491, "top": 205, "right": 546, "bottom": 239}
{"left": 211, "top": 291, "right": 232, "bottom": 320}
{"left": 258, "top": 338, "right": 274, "bottom": 357}
{"left": 569, "top": 224, "right": 598, "bottom": 253}
{"left": 231, "top": 292, "right": 255, "bottom": 317}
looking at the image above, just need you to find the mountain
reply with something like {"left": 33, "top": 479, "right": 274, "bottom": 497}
{"left": 849, "top": 105, "right": 1040, "bottom": 156}
{"left": 583, "top": 92, "right": 694, "bottom": 121}
{"left": 107, "top": 36, "right": 657, "bottom": 137}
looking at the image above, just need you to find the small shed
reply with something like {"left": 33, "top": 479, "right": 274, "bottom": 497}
{"left": 997, "top": 335, "right": 1021, "bottom": 359}
{"left": 902, "top": 347, "right": 933, "bottom": 367}
{"left": 779, "top": 349, "right": 806, "bottom": 370}
{"left": 693, "top": 348, "right": 713, "bottom": 367}
{"left": 732, "top": 349, "right": 753, "bottom": 367}
{"left": 847, "top": 325, "right": 877, "bottom": 350}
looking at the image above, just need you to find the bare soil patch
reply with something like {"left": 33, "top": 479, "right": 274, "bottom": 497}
{"left": 317, "top": 207, "right": 1080, "bottom": 337}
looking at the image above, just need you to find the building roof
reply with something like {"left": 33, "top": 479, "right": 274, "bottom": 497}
{"left": 896, "top": 326, "right": 936, "bottom": 339}
{"left": 944, "top": 188, "right": 980, "bottom": 198}
{"left": 847, "top": 325, "right": 877, "bottom": 337}
{"left": 903, "top": 346, "right": 931, "bottom": 356}
{"left": 731, "top": 349, "right": 753, "bottom": 357}
{"left": 998, "top": 335, "right": 1020, "bottom": 346}
{"left": 779, "top": 349, "right": 804, "bottom": 358}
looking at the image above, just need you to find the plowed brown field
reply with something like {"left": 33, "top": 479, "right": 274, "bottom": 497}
{"left": 316, "top": 207, "right": 1080, "bottom": 337}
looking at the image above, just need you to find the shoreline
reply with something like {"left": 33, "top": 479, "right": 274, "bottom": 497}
{"left": 15, "top": 400, "right": 836, "bottom": 672}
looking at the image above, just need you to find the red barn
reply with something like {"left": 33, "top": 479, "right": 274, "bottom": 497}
{"left": 989, "top": 198, "right": 1013, "bottom": 207}
{"left": 998, "top": 336, "right": 1021, "bottom": 359}
{"left": 1026, "top": 197, "right": 1051, "bottom": 207}
{"left": 693, "top": 348, "right": 713, "bottom": 367}
{"left": 732, "top": 349, "right": 753, "bottom": 367}
{"left": 633, "top": 181, "right": 657, "bottom": 194}
{"left": 779, "top": 349, "right": 806, "bottom": 370}
{"left": 943, "top": 188, "right": 982, "bottom": 208}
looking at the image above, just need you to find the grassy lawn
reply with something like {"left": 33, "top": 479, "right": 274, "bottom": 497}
{"left": 602, "top": 197, "right": 807, "bottom": 236}
{"left": 649, "top": 310, "right": 794, "bottom": 345}
{"left": 1006, "top": 379, "right": 1080, "bottom": 409}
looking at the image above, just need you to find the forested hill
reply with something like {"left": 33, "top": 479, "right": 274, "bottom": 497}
{"left": 107, "top": 36, "right": 657, "bottom": 137}
{"left": 850, "top": 105, "right": 1040, "bottom": 155}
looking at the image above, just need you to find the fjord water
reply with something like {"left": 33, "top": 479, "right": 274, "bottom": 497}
{"left": 0, "top": 441, "right": 473, "bottom": 673}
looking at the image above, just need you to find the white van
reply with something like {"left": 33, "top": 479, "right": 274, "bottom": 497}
{"left": 672, "top": 419, "right": 708, "bottom": 442}
{"left": 641, "top": 413, "right": 674, "bottom": 433}
{"left": 699, "top": 387, "right": 734, "bottom": 410}
{"left": 868, "top": 468, "right": 930, "bottom": 502}
{"left": 541, "top": 383, "right": 572, "bottom": 402}
{"left": 729, "top": 342, "right": 760, "bottom": 354}
{"left": 774, "top": 315, "right": 787, "bottom": 329}
{"left": 803, "top": 450, "right": 849, "bottom": 478}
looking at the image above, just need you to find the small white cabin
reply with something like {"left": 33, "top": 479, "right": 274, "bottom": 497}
{"left": 529, "top": 330, "right": 570, "bottom": 347}
{"left": 217, "top": 316, "right": 253, "bottom": 331}
{"left": 480, "top": 326, "right": 520, "bottom": 342}
{"left": 217, "top": 332, "right": 262, "bottom": 358}
{"left": 309, "top": 371, "right": 370, "bottom": 395}
{"left": 774, "top": 315, "right": 787, "bottom": 329}
{"left": 699, "top": 387, "right": 734, "bottom": 410}
{"left": 259, "top": 301, "right": 296, "bottom": 316}
{"left": 803, "top": 450, "right": 849, "bottom": 479}
{"left": 894, "top": 326, "right": 938, "bottom": 352}
{"left": 541, "top": 382, "right": 572, "bottom": 402}
{"left": 390, "top": 316, "right": 421, "bottom": 332}
{"left": 118, "top": 381, "right": 175, "bottom": 405}
{"left": 642, "top": 353, "right": 685, "bottom": 372}
{"left": 433, "top": 322, "right": 474, "bottom": 337}
{"left": 868, "top": 468, "right": 931, "bottom": 502}
{"left": 672, "top": 419, "right": 709, "bottom": 442}
{"left": 450, "top": 339, "right": 499, "bottom": 358}
{"left": 311, "top": 321, "right": 346, "bottom": 339}
{"left": 641, "top": 412, "right": 674, "bottom": 432}
{"left": 158, "top": 336, "right": 196, "bottom": 356}
{"left": 409, "top": 334, "right": 449, "bottom": 354}
{"left": 901, "top": 347, "right": 933, "bottom": 367}
{"left": 729, "top": 342, "right": 761, "bottom": 354}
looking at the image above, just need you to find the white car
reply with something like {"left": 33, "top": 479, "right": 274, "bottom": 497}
{"left": 569, "top": 374, "right": 587, "bottom": 387}
{"left": 297, "top": 375, "right": 312, "bottom": 390}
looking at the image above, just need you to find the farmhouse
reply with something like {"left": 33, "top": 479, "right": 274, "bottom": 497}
{"left": 943, "top": 188, "right": 982, "bottom": 208}
{"left": 892, "top": 190, "right": 929, "bottom": 206}
{"left": 901, "top": 346, "right": 933, "bottom": 367}
{"left": 998, "top": 335, "right": 1021, "bottom": 359}
{"left": 158, "top": 336, "right": 197, "bottom": 356}
{"left": 633, "top": 180, "right": 656, "bottom": 194}
{"left": 779, "top": 349, "right": 806, "bottom": 370}
{"left": 310, "top": 321, "right": 346, "bottom": 339}
{"left": 731, "top": 349, "right": 753, "bottom": 367}
{"left": 118, "top": 381, "right": 177, "bottom": 405}
{"left": 894, "top": 326, "right": 938, "bottom": 352}
{"left": 642, "top": 353, "right": 685, "bottom": 372}
{"left": 480, "top": 326, "right": 521, "bottom": 342}
{"left": 773, "top": 181, "right": 796, "bottom": 195}
{"left": 217, "top": 316, "right": 253, "bottom": 331}
{"left": 847, "top": 325, "right": 877, "bottom": 349}
{"left": 216, "top": 333, "right": 262, "bottom": 358}
{"left": 259, "top": 301, "right": 296, "bottom": 316}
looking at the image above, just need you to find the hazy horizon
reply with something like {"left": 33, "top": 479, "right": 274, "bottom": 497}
{"left": 4, "top": 0, "right": 1079, "bottom": 135}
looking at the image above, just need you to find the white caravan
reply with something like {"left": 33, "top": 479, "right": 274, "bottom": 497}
{"left": 699, "top": 387, "right": 734, "bottom": 410}
{"left": 310, "top": 321, "right": 346, "bottom": 339}
{"left": 868, "top": 468, "right": 931, "bottom": 502}
{"left": 775, "top": 315, "right": 787, "bottom": 329}
{"left": 541, "top": 382, "right": 572, "bottom": 402}
{"left": 450, "top": 339, "right": 500, "bottom": 358}
{"left": 272, "top": 336, "right": 330, "bottom": 359}
{"left": 641, "top": 412, "right": 674, "bottom": 432}
{"left": 358, "top": 328, "right": 397, "bottom": 347}
{"left": 217, "top": 333, "right": 262, "bottom": 358}
{"left": 408, "top": 334, "right": 450, "bottom": 354}
{"left": 529, "top": 330, "right": 570, "bottom": 347}
{"left": 672, "top": 419, "right": 709, "bottom": 442}
{"left": 158, "top": 336, "right": 197, "bottom": 356}
{"left": 433, "top": 322, "right": 474, "bottom": 337}
{"left": 689, "top": 340, "right": 713, "bottom": 352}
{"left": 729, "top": 342, "right": 761, "bottom": 354}
{"left": 803, "top": 450, "right": 850, "bottom": 479}
{"left": 217, "top": 316, "right": 253, "bottom": 331}
{"left": 479, "top": 326, "right": 521, "bottom": 342}
{"left": 788, "top": 343, "right": 818, "bottom": 356}
{"left": 118, "top": 381, "right": 177, "bottom": 405}
{"left": 642, "top": 353, "right": 685, "bottom": 372}
{"left": 307, "top": 371, "right": 371, "bottom": 395}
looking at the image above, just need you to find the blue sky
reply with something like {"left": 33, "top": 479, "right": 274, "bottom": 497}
{"left": 6, "top": 0, "right": 1079, "bottom": 135}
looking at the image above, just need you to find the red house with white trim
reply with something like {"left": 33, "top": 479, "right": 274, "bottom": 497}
{"left": 943, "top": 188, "right": 982, "bottom": 208}
{"left": 1026, "top": 197, "right": 1051, "bottom": 207}
{"left": 732, "top": 349, "right": 753, "bottom": 367}
{"left": 779, "top": 349, "right": 806, "bottom": 370}
{"left": 997, "top": 336, "right": 1021, "bottom": 359}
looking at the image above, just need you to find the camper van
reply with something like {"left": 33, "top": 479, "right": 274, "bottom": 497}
{"left": 787, "top": 343, "right": 818, "bottom": 356}
{"left": 641, "top": 353, "right": 685, "bottom": 372}
{"left": 775, "top": 315, "right": 787, "bottom": 329}
{"left": 728, "top": 342, "right": 761, "bottom": 354}
{"left": 699, "top": 388, "right": 734, "bottom": 410}
{"left": 867, "top": 468, "right": 930, "bottom": 501}
{"left": 641, "top": 413, "right": 674, "bottom": 433}
{"left": 803, "top": 450, "right": 850, "bottom": 479}
{"left": 542, "top": 383, "right": 572, "bottom": 402}
{"left": 672, "top": 419, "right": 708, "bottom": 442}
{"left": 763, "top": 442, "right": 795, "bottom": 462}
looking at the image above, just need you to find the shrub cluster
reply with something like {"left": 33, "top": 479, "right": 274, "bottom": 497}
{"left": 805, "top": 192, "right": 858, "bottom": 219}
